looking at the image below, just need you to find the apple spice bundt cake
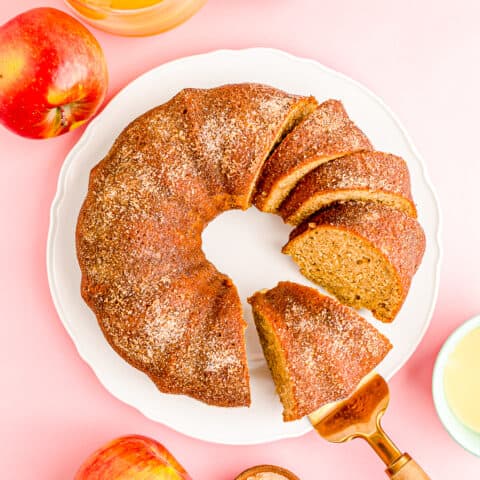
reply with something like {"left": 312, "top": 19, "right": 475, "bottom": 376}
{"left": 76, "top": 82, "right": 425, "bottom": 408}
{"left": 76, "top": 84, "right": 317, "bottom": 407}
{"left": 248, "top": 281, "right": 392, "bottom": 421}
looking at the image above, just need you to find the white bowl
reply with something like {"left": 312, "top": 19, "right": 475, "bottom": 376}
{"left": 432, "top": 314, "right": 480, "bottom": 456}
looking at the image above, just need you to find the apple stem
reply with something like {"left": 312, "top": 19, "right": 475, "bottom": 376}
{"left": 59, "top": 105, "right": 68, "bottom": 127}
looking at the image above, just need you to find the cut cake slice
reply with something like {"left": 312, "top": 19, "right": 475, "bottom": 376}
{"left": 282, "top": 201, "right": 426, "bottom": 323}
{"left": 280, "top": 151, "right": 417, "bottom": 225}
{"left": 248, "top": 281, "right": 392, "bottom": 421}
{"left": 253, "top": 99, "right": 372, "bottom": 213}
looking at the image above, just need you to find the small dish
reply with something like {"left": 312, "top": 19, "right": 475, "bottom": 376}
{"left": 235, "top": 465, "right": 299, "bottom": 480}
{"left": 432, "top": 314, "right": 480, "bottom": 456}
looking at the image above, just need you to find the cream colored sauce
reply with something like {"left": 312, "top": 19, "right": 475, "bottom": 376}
{"left": 444, "top": 327, "right": 480, "bottom": 433}
{"left": 246, "top": 474, "right": 289, "bottom": 480}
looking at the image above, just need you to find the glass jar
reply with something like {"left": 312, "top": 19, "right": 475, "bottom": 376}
{"left": 64, "top": 0, "right": 207, "bottom": 36}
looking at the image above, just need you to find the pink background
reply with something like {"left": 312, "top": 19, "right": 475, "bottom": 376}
{"left": 1, "top": 0, "right": 479, "bottom": 478}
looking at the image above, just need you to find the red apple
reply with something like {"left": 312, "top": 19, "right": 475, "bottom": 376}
{"left": 0, "top": 7, "right": 108, "bottom": 139}
{"left": 75, "top": 435, "right": 192, "bottom": 480}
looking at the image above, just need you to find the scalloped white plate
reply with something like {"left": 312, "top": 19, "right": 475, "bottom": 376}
{"left": 47, "top": 48, "right": 442, "bottom": 445}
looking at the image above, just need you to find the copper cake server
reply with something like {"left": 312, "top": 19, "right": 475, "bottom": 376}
{"left": 309, "top": 373, "right": 430, "bottom": 479}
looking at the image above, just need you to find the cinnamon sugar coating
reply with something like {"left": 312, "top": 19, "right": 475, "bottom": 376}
{"left": 248, "top": 281, "right": 392, "bottom": 421}
{"left": 280, "top": 151, "right": 417, "bottom": 224}
{"left": 253, "top": 99, "right": 372, "bottom": 213}
{"left": 76, "top": 84, "right": 316, "bottom": 407}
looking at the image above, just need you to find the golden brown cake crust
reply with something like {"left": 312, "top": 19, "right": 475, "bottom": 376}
{"left": 183, "top": 85, "right": 317, "bottom": 209}
{"left": 284, "top": 201, "right": 426, "bottom": 321}
{"left": 248, "top": 281, "right": 392, "bottom": 421}
{"left": 280, "top": 151, "right": 417, "bottom": 224}
{"left": 76, "top": 83, "right": 316, "bottom": 407}
{"left": 253, "top": 99, "right": 372, "bottom": 212}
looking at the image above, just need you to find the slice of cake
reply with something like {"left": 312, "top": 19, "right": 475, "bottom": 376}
{"left": 279, "top": 151, "right": 417, "bottom": 225}
{"left": 253, "top": 99, "right": 372, "bottom": 213}
{"left": 282, "top": 201, "right": 426, "bottom": 323}
{"left": 248, "top": 281, "right": 392, "bottom": 421}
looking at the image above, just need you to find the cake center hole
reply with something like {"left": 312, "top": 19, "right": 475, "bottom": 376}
{"left": 202, "top": 207, "right": 312, "bottom": 364}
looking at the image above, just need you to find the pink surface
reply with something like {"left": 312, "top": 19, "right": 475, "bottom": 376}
{"left": 0, "top": 0, "right": 479, "bottom": 478}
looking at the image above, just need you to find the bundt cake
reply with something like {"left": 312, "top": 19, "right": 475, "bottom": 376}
{"left": 253, "top": 99, "right": 372, "bottom": 213}
{"left": 279, "top": 151, "right": 417, "bottom": 225}
{"left": 76, "top": 83, "right": 318, "bottom": 407}
{"left": 282, "top": 201, "right": 426, "bottom": 323}
{"left": 248, "top": 281, "right": 392, "bottom": 421}
{"left": 76, "top": 82, "right": 426, "bottom": 409}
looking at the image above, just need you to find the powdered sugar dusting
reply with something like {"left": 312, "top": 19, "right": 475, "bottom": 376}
{"left": 143, "top": 298, "right": 188, "bottom": 354}
{"left": 205, "top": 350, "right": 241, "bottom": 373}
